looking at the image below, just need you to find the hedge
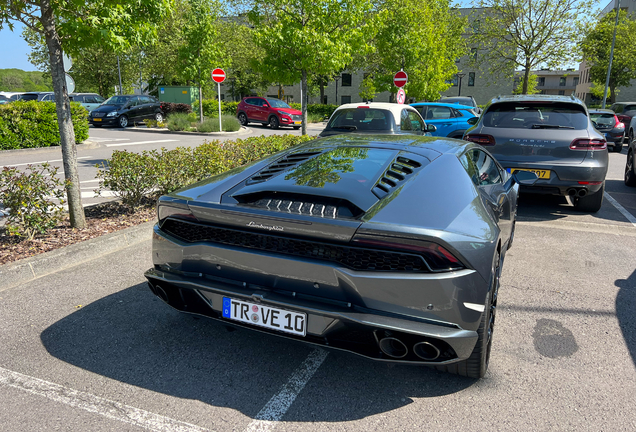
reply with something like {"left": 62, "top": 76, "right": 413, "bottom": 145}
{"left": 195, "top": 100, "right": 338, "bottom": 119}
{"left": 0, "top": 101, "right": 89, "bottom": 150}
{"left": 96, "top": 134, "right": 316, "bottom": 207}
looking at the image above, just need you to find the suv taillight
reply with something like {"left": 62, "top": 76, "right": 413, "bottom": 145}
{"left": 570, "top": 138, "right": 607, "bottom": 151}
{"left": 464, "top": 134, "right": 495, "bottom": 146}
{"left": 614, "top": 115, "right": 625, "bottom": 129}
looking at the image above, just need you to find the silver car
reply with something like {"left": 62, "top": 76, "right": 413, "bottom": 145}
{"left": 465, "top": 94, "right": 608, "bottom": 212}
{"left": 144, "top": 134, "right": 537, "bottom": 378}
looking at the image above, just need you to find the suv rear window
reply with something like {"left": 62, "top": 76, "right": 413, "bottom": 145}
{"left": 483, "top": 102, "right": 588, "bottom": 130}
{"left": 326, "top": 108, "right": 393, "bottom": 132}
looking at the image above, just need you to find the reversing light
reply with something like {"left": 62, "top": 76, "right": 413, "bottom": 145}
{"left": 351, "top": 235, "right": 464, "bottom": 272}
{"left": 464, "top": 134, "right": 495, "bottom": 146}
{"left": 569, "top": 138, "right": 607, "bottom": 151}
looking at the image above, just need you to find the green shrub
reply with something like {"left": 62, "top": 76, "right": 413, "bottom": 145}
{"left": 143, "top": 119, "right": 157, "bottom": 128}
{"left": 0, "top": 163, "right": 66, "bottom": 240}
{"left": 196, "top": 115, "right": 241, "bottom": 132}
{"left": 160, "top": 102, "right": 193, "bottom": 115}
{"left": 166, "top": 113, "right": 193, "bottom": 131}
{"left": 95, "top": 151, "right": 158, "bottom": 208}
{"left": 95, "top": 135, "right": 317, "bottom": 200}
{"left": 0, "top": 101, "right": 89, "bottom": 150}
{"left": 307, "top": 113, "right": 325, "bottom": 123}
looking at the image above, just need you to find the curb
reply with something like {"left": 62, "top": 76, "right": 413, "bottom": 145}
{"left": 126, "top": 126, "right": 250, "bottom": 137}
{"left": 0, "top": 140, "right": 101, "bottom": 156}
{"left": 0, "top": 221, "right": 155, "bottom": 293}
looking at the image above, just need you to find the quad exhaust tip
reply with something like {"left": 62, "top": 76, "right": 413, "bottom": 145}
{"left": 567, "top": 188, "right": 587, "bottom": 198}
{"left": 413, "top": 341, "right": 441, "bottom": 361}
{"left": 379, "top": 337, "right": 408, "bottom": 358}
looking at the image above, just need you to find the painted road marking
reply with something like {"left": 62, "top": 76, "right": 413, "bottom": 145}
{"left": 0, "top": 366, "right": 212, "bottom": 432}
{"left": 106, "top": 139, "right": 178, "bottom": 147}
{"left": 605, "top": 192, "right": 636, "bottom": 228}
{"left": 89, "top": 137, "right": 130, "bottom": 142}
{"left": 244, "top": 349, "right": 328, "bottom": 432}
{"left": 1, "top": 156, "right": 91, "bottom": 168}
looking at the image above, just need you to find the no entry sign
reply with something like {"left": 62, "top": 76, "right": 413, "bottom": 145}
{"left": 394, "top": 71, "right": 408, "bottom": 88}
{"left": 212, "top": 68, "right": 226, "bottom": 83}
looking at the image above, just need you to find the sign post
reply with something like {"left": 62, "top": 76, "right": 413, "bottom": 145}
{"left": 212, "top": 68, "right": 226, "bottom": 131}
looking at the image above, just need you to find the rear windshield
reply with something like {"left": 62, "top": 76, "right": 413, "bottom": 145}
{"left": 483, "top": 102, "right": 588, "bottom": 130}
{"left": 625, "top": 105, "right": 636, "bottom": 112}
{"left": 590, "top": 113, "right": 615, "bottom": 127}
{"left": 20, "top": 94, "right": 39, "bottom": 101}
{"left": 326, "top": 108, "right": 394, "bottom": 132}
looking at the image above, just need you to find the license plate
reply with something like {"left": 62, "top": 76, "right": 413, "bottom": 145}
{"left": 294, "top": 121, "right": 302, "bottom": 124}
{"left": 93, "top": 118, "right": 102, "bottom": 121}
{"left": 222, "top": 297, "right": 307, "bottom": 336}
{"left": 507, "top": 168, "right": 550, "bottom": 179}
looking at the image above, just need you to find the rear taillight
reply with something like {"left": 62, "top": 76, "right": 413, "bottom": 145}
{"left": 569, "top": 138, "right": 607, "bottom": 151}
{"left": 158, "top": 204, "right": 197, "bottom": 224}
{"left": 352, "top": 234, "right": 464, "bottom": 272}
{"left": 614, "top": 115, "right": 625, "bottom": 129}
{"left": 464, "top": 134, "right": 495, "bottom": 146}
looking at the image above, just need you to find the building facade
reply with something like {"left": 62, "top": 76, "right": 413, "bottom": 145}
{"left": 515, "top": 69, "right": 580, "bottom": 96}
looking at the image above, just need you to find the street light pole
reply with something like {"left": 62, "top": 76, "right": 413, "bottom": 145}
{"left": 117, "top": 56, "right": 123, "bottom": 95}
{"left": 602, "top": 0, "right": 621, "bottom": 108}
{"left": 457, "top": 73, "right": 466, "bottom": 96}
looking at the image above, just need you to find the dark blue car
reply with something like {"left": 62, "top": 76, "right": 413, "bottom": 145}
{"left": 410, "top": 102, "right": 478, "bottom": 139}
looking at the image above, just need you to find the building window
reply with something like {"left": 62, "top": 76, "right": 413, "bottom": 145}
{"left": 341, "top": 73, "right": 352, "bottom": 87}
{"left": 341, "top": 95, "right": 351, "bottom": 104}
{"left": 558, "top": 90, "right": 565, "bottom": 95}
{"left": 559, "top": 77, "right": 566, "bottom": 86}
{"left": 468, "top": 72, "right": 475, "bottom": 86}
{"left": 538, "top": 77, "right": 545, "bottom": 86}
{"left": 573, "top": 77, "right": 579, "bottom": 86}
{"left": 471, "top": 48, "right": 477, "bottom": 61}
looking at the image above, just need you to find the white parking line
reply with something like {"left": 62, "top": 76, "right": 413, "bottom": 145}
{"left": 106, "top": 139, "right": 178, "bottom": 147}
{"left": 1, "top": 156, "right": 91, "bottom": 168}
{"left": 244, "top": 349, "right": 328, "bottom": 432}
{"left": 90, "top": 138, "right": 130, "bottom": 142}
{"left": 0, "top": 366, "right": 212, "bottom": 432}
{"left": 604, "top": 192, "right": 636, "bottom": 228}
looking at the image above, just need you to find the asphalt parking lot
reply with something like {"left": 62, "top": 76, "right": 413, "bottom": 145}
{"left": 1, "top": 139, "right": 635, "bottom": 431}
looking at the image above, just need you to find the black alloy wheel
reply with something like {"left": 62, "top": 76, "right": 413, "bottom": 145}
{"left": 269, "top": 116, "right": 280, "bottom": 129}
{"left": 238, "top": 112, "right": 248, "bottom": 126}
{"left": 626, "top": 151, "right": 636, "bottom": 187}
{"left": 118, "top": 115, "right": 129, "bottom": 128}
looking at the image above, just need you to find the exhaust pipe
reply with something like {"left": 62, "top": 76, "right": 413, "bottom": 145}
{"left": 413, "top": 341, "right": 441, "bottom": 361}
{"left": 567, "top": 188, "right": 577, "bottom": 197}
{"left": 154, "top": 284, "right": 170, "bottom": 304}
{"left": 577, "top": 189, "right": 587, "bottom": 197}
{"left": 379, "top": 337, "right": 408, "bottom": 358}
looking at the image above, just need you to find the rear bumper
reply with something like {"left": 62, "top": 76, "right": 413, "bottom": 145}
{"left": 147, "top": 224, "right": 488, "bottom": 364}
{"left": 89, "top": 117, "right": 118, "bottom": 126}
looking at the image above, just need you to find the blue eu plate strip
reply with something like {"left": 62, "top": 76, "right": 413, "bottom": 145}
{"left": 222, "top": 297, "right": 231, "bottom": 318}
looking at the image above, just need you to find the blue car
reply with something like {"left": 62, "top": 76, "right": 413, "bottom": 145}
{"left": 410, "top": 102, "right": 479, "bottom": 139}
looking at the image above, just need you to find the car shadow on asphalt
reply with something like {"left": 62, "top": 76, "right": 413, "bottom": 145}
{"left": 615, "top": 269, "right": 636, "bottom": 370}
{"left": 40, "top": 283, "right": 474, "bottom": 421}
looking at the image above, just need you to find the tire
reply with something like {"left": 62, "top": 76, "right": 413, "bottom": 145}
{"left": 613, "top": 143, "right": 623, "bottom": 153}
{"left": 574, "top": 181, "right": 604, "bottom": 212}
{"left": 629, "top": 129, "right": 634, "bottom": 144}
{"left": 269, "top": 116, "right": 280, "bottom": 129}
{"left": 155, "top": 112, "right": 164, "bottom": 122}
{"left": 507, "top": 219, "right": 516, "bottom": 250}
{"left": 293, "top": 126, "right": 300, "bottom": 130}
{"left": 626, "top": 151, "right": 636, "bottom": 187}
{"left": 238, "top": 112, "right": 248, "bottom": 126}
{"left": 117, "top": 115, "right": 129, "bottom": 128}
{"left": 437, "top": 251, "right": 500, "bottom": 379}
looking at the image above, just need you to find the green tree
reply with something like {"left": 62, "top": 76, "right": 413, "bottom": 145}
{"left": 581, "top": 9, "right": 636, "bottom": 105}
{"left": 359, "top": 0, "right": 466, "bottom": 101}
{"left": 250, "top": 0, "right": 374, "bottom": 134}
{"left": 0, "top": 0, "right": 171, "bottom": 228}
{"left": 513, "top": 73, "right": 540, "bottom": 94}
{"left": 473, "top": 0, "right": 594, "bottom": 94}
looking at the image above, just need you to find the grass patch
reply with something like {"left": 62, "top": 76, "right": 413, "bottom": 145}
{"left": 196, "top": 115, "right": 241, "bottom": 132}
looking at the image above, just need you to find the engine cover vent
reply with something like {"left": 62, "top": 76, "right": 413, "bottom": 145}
{"left": 248, "top": 151, "right": 321, "bottom": 184}
{"left": 373, "top": 157, "right": 422, "bottom": 198}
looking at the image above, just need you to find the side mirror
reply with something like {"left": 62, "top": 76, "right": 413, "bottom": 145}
{"left": 512, "top": 170, "right": 539, "bottom": 186}
{"left": 467, "top": 117, "right": 479, "bottom": 125}
{"left": 262, "top": 103, "right": 269, "bottom": 108}
{"left": 426, "top": 124, "right": 437, "bottom": 132}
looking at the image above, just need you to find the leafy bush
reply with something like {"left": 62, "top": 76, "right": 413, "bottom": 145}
{"left": 95, "top": 135, "right": 317, "bottom": 201}
{"left": 143, "top": 119, "right": 157, "bottom": 128}
{"left": 159, "top": 102, "right": 193, "bottom": 115}
{"left": 95, "top": 151, "right": 158, "bottom": 208}
{"left": 166, "top": 113, "right": 194, "bottom": 131}
{"left": 0, "top": 101, "right": 89, "bottom": 150}
{"left": 0, "top": 163, "right": 66, "bottom": 239}
{"left": 307, "top": 113, "right": 325, "bottom": 123}
{"left": 195, "top": 115, "right": 241, "bottom": 132}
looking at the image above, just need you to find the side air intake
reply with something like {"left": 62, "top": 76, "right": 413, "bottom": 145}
{"left": 248, "top": 151, "right": 321, "bottom": 184}
{"left": 373, "top": 156, "right": 422, "bottom": 198}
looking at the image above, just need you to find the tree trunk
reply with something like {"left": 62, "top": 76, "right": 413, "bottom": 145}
{"left": 301, "top": 70, "right": 308, "bottom": 135}
{"left": 320, "top": 81, "right": 325, "bottom": 104}
{"left": 41, "top": 0, "right": 86, "bottom": 229}
{"left": 522, "top": 66, "right": 531, "bottom": 95}
{"left": 609, "top": 84, "right": 616, "bottom": 104}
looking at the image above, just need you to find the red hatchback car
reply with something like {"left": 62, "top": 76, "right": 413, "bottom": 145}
{"left": 237, "top": 97, "right": 303, "bottom": 129}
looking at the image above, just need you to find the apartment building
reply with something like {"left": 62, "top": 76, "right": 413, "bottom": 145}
{"left": 514, "top": 69, "right": 580, "bottom": 96}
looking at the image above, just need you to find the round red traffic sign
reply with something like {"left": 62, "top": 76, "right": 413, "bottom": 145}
{"left": 212, "top": 68, "right": 226, "bottom": 83}
{"left": 397, "top": 88, "right": 406, "bottom": 104}
{"left": 394, "top": 71, "right": 408, "bottom": 88}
